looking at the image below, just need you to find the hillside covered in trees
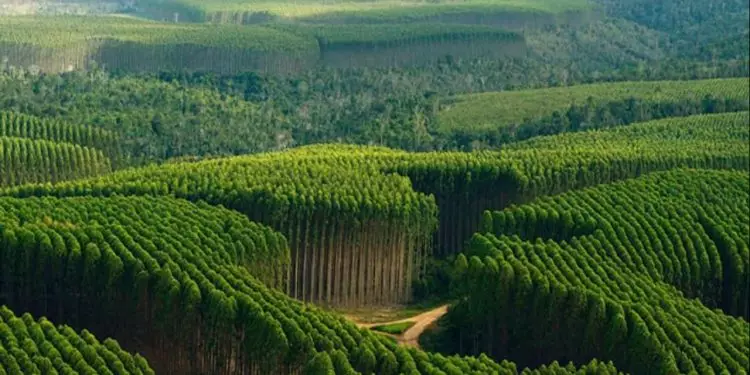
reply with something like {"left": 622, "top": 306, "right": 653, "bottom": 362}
{"left": 0, "top": 0, "right": 747, "bottom": 374}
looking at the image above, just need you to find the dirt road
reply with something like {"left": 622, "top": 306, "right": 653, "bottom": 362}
{"left": 354, "top": 305, "right": 449, "bottom": 349}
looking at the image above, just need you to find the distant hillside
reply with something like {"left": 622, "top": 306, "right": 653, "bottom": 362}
{"left": 0, "top": 0, "right": 127, "bottom": 15}
{"left": 133, "top": 0, "right": 595, "bottom": 26}
{"left": 594, "top": 0, "right": 750, "bottom": 60}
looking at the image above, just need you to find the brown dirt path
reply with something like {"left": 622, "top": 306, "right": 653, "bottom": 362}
{"left": 353, "top": 305, "right": 449, "bottom": 349}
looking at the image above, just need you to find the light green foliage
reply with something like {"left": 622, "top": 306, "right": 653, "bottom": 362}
{"left": 372, "top": 321, "right": 416, "bottom": 335}
{"left": 0, "top": 16, "right": 319, "bottom": 74}
{"left": 136, "top": 0, "right": 592, "bottom": 23}
{"left": 508, "top": 111, "right": 750, "bottom": 152}
{"left": 0, "top": 111, "right": 120, "bottom": 163}
{"left": 0, "top": 16, "right": 316, "bottom": 51}
{"left": 0, "top": 111, "right": 115, "bottom": 187}
{"left": 437, "top": 78, "right": 750, "bottom": 133}
{"left": 0, "top": 16, "right": 526, "bottom": 72}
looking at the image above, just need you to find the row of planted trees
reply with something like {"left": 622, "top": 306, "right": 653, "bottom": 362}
{"left": 0, "top": 111, "right": 120, "bottom": 162}
{"left": 5, "top": 147, "right": 440, "bottom": 307}
{"left": 0, "top": 110, "right": 117, "bottom": 188}
{"left": 0, "top": 136, "right": 111, "bottom": 188}
{"left": 443, "top": 92, "right": 750, "bottom": 149}
{"left": 440, "top": 169, "right": 749, "bottom": 374}
{"left": 0, "top": 193, "right": 625, "bottom": 374}
{"left": 388, "top": 111, "right": 750, "bottom": 256}
{"left": 3, "top": 112, "right": 749, "bottom": 307}
{"left": 0, "top": 305, "right": 154, "bottom": 375}
{"left": 479, "top": 168, "right": 750, "bottom": 317}
{"left": 0, "top": 195, "right": 290, "bottom": 374}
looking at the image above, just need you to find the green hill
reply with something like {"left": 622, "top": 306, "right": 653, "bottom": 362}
{"left": 0, "top": 16, "right": 319, "bottom": 74}
{"left": 594, "top": 0, "right": 750, "bottom": 60}
{"left": 440, "top": 168, "right": 749, "bottom": 374}
{"left": 437, "top": 78, "right": 749, "bottom": 147}
{"left": 438, "top": 78, "right": 749, "bottom": 133}
{"left": 134, "top": 0, "right": 593, "bottom": 25}
{"left": 5, "top": 112, "right": 748, "bottom": 305}
{"left": 0, "top": 16, "right": 529, "bottom": 72}
{"left": 0, "top": 193, "right": 624, "bottom": 374}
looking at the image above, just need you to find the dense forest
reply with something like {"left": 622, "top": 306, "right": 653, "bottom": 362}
{"left": 0, "top": 0, "right": 747, "bottom": 374}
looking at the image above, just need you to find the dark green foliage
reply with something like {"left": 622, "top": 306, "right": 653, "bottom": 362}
{"left": 594, "top": 0, "right": 750, "bottom": 60}
{"left": 0, "top": 70, "right": 286, "bottom": 163}
{"left": 4, "top": 111, "right": 748, "bottom": 306}
{"left": 0, "top": 194, "right": 534, "bottom": 374}
{"left": 444, "top": 169, "right": 749, "bottom": 374}
{"left": 0, "top": 306, "right": 153, "bottom": 375}
{"left": 304, "top": 352, "right": 335, "bottom": 375}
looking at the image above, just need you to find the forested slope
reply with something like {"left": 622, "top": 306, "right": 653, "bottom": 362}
{"left": 133, "top": 0, "right": 594, "bottom": 26}
{"left": 1, "top": 69, "right": 746, "bottom": 163}
{"left": 1, "top": 111, "right": 120, "bottom": 162}
{"left": 594, "top": 0, "right": 750, "bottom": 60}
{"left": 435, "top": 169, "right": 749, "bottom": 374}
{"left": 0, "top": 306, "right": 154, "bottom": 375}
{"left": 6, "top": 111, "right": 748, "bottom": 306}
{"left": 0, "top": 111, "right": 114, "bottom": 187}
{"left": 0, "top": 15, "right": 536, "bottom": 72}
{"left": 0, "top": 1, "right": 747, "bottom": 373}
{"left": 437, "top": 77, "right": 749, "bottom": 147}
{"left": 0, "top": 193, "right": 627, "bottom": 374}
{"left": 0, "top": 16, "right": 319, "bottom": 74}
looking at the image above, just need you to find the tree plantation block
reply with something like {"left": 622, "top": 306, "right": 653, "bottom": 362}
{"left": 0, "top": 306, "right": 154, "bottom": 375}
{"left": 134, "top": 0, "right": 594, "bottom": 26}
{"left": 442, "top": 169, "right": 750, "bottom": 374}
{"left": 437, "top": 77, "right": 750, "bottom": 140}
{"left": 0, "top": 16, "right": 533, "bottom": 72}
{"left": 0, "top": 194, "right": 623, "bottom": 374}
{"left": 388, "top": 111, "right": 750, "bottom": 256}
{"left": 0, "top": 195, "right": 289, "bottom": 374}
{"left": 12, "top": 148, "right": 441, "bottom": 307}
{"left": 0, "top": 137, "right": 111, "bottom": 188}
{"left": 0, "top": 16, "right": 320, "bottom": 74}
{"left": 6, "top": 112, "right": 748, "bottom": 307}
{"left": 0, "top": 111, "right": 121, "bottom": 164}
{"left": 275, "top": 23, "right": 526, "bottom": 69}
